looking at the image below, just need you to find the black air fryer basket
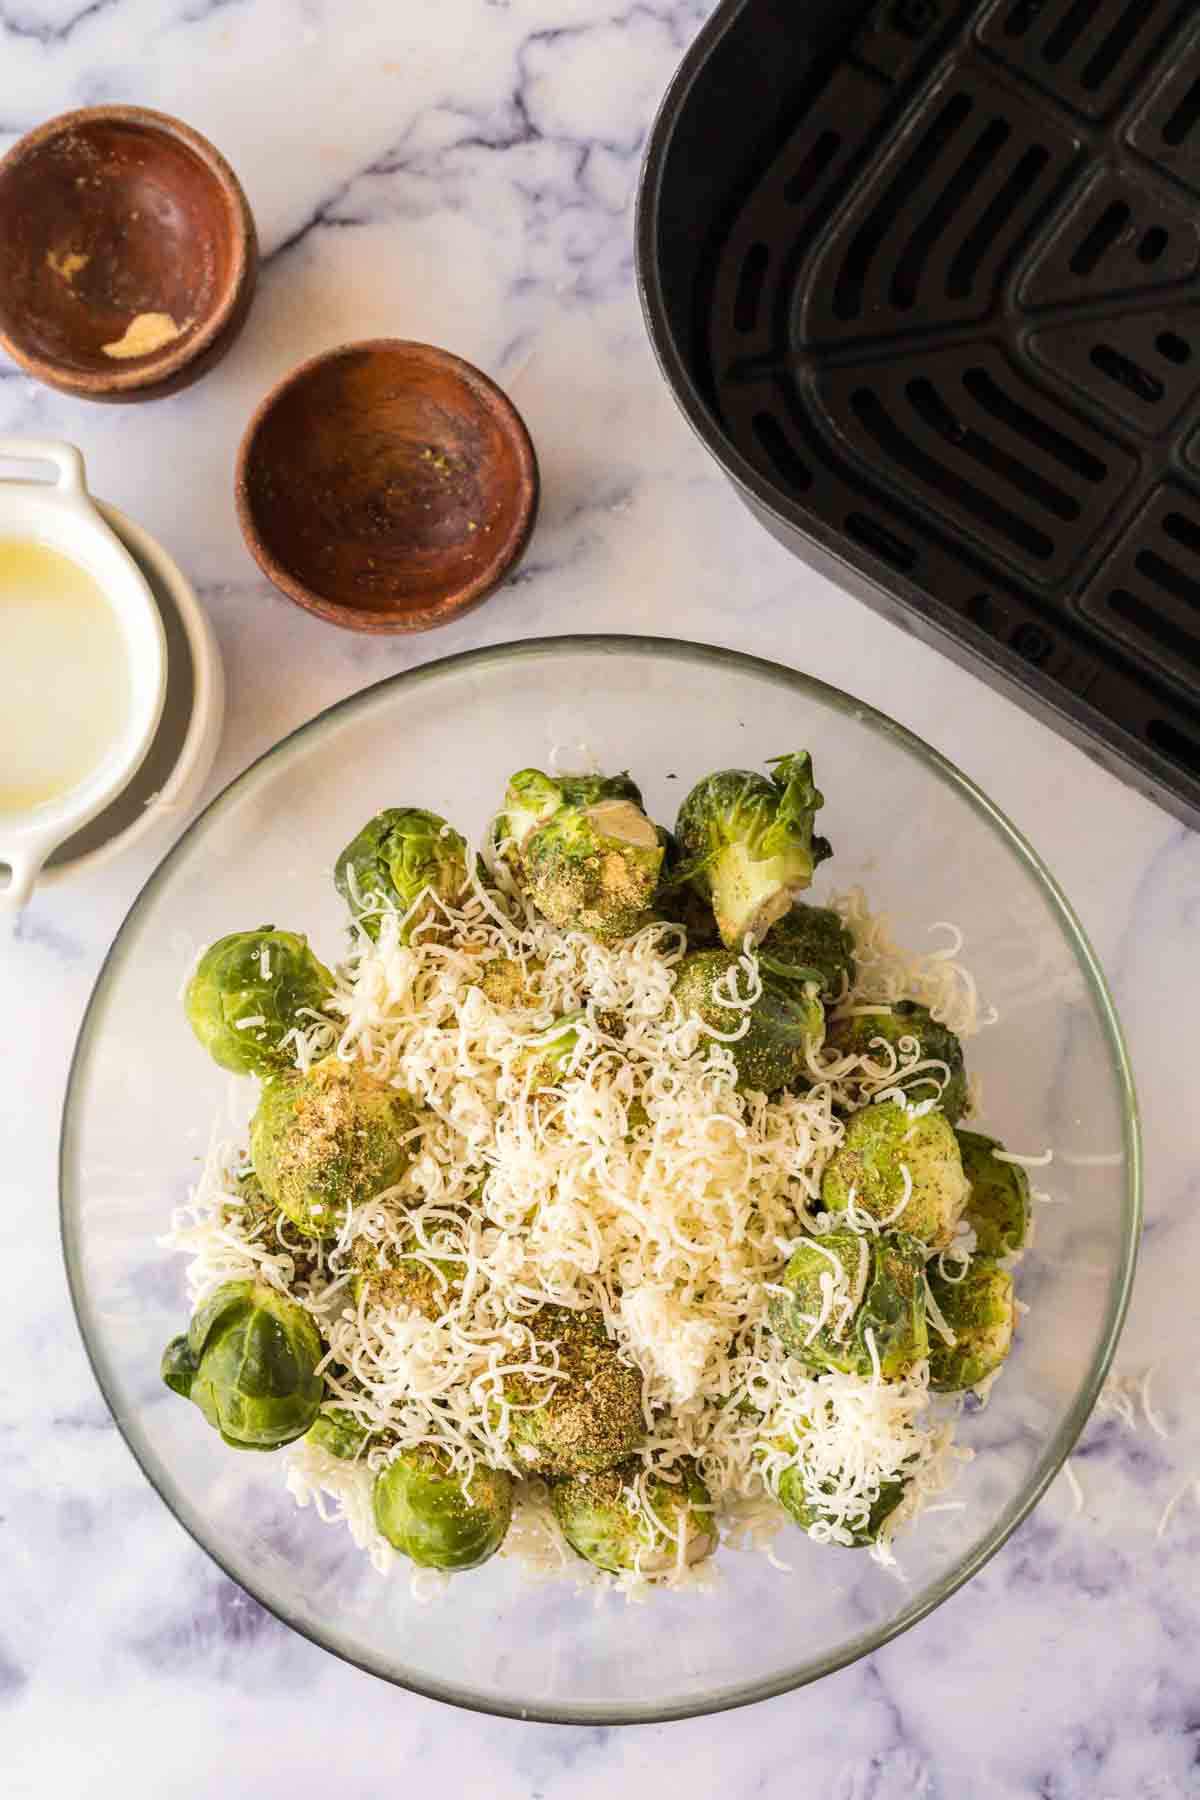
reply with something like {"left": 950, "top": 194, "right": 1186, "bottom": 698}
{"left": 637, "top": 0, "right": 1200, "bottom": 827}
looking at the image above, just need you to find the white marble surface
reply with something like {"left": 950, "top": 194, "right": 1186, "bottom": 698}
{"left": 2, "top": 1, "right": 1198, "bottom": 1793}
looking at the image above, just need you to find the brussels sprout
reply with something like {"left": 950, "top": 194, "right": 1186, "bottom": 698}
{"left": 826, "top": 1001, "right": 968, "bottom": 1122}
{"left": 759, "top": 904, "right": 857, "bottom": 1002}
{"left": 657, "top": 881, "right": 723, "bottom": 948}
{"left": 822, "top": 1101, "right": 969, "bottom": 1249}
{"left": 306, "top": 1407, "right": 371, "bottom": 1460}
{"left": 674, "top": 753, "right": 828, "bottom": 950}
{"left": 494, "top": 770, "right": 644, "bottom": 856}
{"left": 494, "top": 769, "right": 630, "bottom": 860}
{"left": 777, "top": 1464, "right": 906, "bottom": 1548}
{"left": 220, "top": 1168, "right": 326, "bottom": 1287}
{"left": 504, "top": 1306, "right": 646, "bottom": 1475}
{"left": 550, "top": 1458, "right": 717, "bottom": 1575}
{"left": 511, "top": 1011, "right": 586, "bottom": 1090}
{"left": 625, "top": 1096, "right": 650, "bottom": 1139}
{"left": 673, "top": 948, "right": 825, "bottom": 1094}
{"left": 184, "top": 927, "right": 334, "bottom": 1077}
{"left": 373, "top": 1447, "right": 513, "bottom": 1570}
{"left": 250, "top": 1056, "right": 414, "bottom": 1238}
{"left": 227, "top": 1168, "right": 280, "bottom": 1236}
{"left": 160, "top": 1280, "right": 324, "bottom": 1450}
{"left": 767, "top": 1228, "right": 928, "bottom": 1379}
{"left": 494, "top": 768, "right": 664, "bottom": 940}
{"left": 956, "top": 1130, "right": 1031, "bottom": 1258}
{"left": 477, "top": 954, "right": 543, "bottom": 1009}
{"left": 927, "top": 1259, "right": 1016, "bottom": 1393}
{"left": 351, "top": 1235, "right": 465, "bottom": 1321}
{"left": 335, "top": 808, "right": 470, "bottom": 942}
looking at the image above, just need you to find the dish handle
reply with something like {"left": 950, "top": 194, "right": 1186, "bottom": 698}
{"left": 0, "top": 846, "right": 43, "bottom": 917}
{"left": 0, "top": 438, "right": 87, "bottom": 495}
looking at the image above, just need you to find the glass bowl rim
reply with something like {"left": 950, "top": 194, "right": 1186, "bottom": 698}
{"left": 58, "top": 632, "right": 1142, "bottom": 1724}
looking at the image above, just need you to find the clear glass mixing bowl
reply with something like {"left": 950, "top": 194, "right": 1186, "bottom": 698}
{"left": 60, "top": 637, "right": 1140, "bottom": 1722}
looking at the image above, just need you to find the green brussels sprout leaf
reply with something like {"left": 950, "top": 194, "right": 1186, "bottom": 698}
{"left": 757, "top": 903, "right": 857, "bottom": 1001}
{"left": 306, "top": 1408, "right": 371, "bottom": 1460}
{"left": 161, "top": 1334, "right": 198, "bottom": 1399}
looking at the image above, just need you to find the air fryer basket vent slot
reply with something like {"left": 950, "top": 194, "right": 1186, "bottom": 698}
{"left": 1081, "top": 488, "right": 1200, "bottom": 686}
{"left": 1131, "top": 44, "right": 1200, "bottom": 192}
{"left": 792, "top": 76, "right": 1079, "bottom": 344}
{"left": 1020, "top": 169, "right": 1200, "bottom": 308}
{"left": 820, "top": 351, "right": 1134, "bottom": 580}
{"left": 978, "top": 0, "right": 1187, "bottom": 119}
{"left": 1028, "top": 305, "right": 1200, "bottom": 431}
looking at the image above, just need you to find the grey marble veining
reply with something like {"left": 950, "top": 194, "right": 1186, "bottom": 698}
{"left": 2, "top": 1, "right": 1198, "bottom": 1793}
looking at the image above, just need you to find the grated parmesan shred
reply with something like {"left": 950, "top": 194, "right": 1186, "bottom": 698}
{"left": 163, "top": 885, "right": 1000, "bottom": 1597}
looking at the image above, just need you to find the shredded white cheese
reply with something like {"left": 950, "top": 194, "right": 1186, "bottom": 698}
{"left": 163, "top": 884, "right": 999, "bottom": 1596}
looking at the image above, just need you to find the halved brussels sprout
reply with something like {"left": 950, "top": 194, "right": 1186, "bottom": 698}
{"left": 956, "top": 1130, "right": 1031, "bottom": 1258}
{"left": 184, "top": 927, "right": 334, "bottom": 1077}
{"left": 335, "top": 807, "right": 470, "bottom": 941}
{"left": 495, "top": 768, "right": 664, "bottom": 940}
{"left": 673, "top": 948, "right": 825, "bottom": 1094}
{"left": 758, "top": 903, "right": 857, "bottom": 1002}
{"left": 767, "top": 1228, "right": 928, "bottom": 1380}
{"left": 927, "top": 1259, "right": 1016, "bottom": 1393}
{"left": 674, "top": 753, "right": 828, "bottom": 949}
{"left": 161, "top": 1280, "right": 324, "bottom": 1450}
{"left": 250, "top": 1056, "right": 415, "bottom": 1238}
{"left": 821, "top": 1101, "right": 969, "bottom": 1249}
{"left": 826, "top": 1001, "right": 968, "bottom": 1122}
{"left": 373, "top": 1447, "right": 513, "bottom": 1570}
{"left": 550, "top": 1458, "right": 716, "bottom": 1575}
{"left": 504, "top": 1306, "right": 646, "bottom": 1476}
{"left": 777, "top": 1464, "right": 906, "bottom": 1548}
{"left": 476, "top": 953, "right": 543, "bottom": 1009}
{"left": 351, "top": 1235, "right": 465, "bottom": 1322}
{"left": 306, "top": 1407, "right": 371, "bottom": 1460}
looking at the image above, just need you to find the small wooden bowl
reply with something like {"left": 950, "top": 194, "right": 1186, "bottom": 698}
{"left": 235, "top": 340, "right": 540, "bottom": 633}
{"left": 0, "top": 106, "right": 257, "bottom": 402}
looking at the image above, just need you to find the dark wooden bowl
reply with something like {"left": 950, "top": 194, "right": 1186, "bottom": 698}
{"left": 0, "top": 106, "right": 257, "bottom": 402}
{"left": 235, "top": 340, "right": 540, "bottom": 632}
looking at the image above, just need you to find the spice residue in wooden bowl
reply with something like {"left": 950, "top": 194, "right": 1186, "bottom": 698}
{"left": 0, "top": 106, "right": 256, "bottom": 401}
{"left": 235, "top": 340, "right": 539, "bottom": 633}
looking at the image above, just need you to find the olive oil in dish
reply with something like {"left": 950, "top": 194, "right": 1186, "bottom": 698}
{"left": 0, "top": 538, "right": 131, "bottom": 812}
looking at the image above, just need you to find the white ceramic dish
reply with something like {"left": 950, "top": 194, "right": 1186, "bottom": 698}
{"left": 0, "top": 441, "right": 167, "bottom": 910}
{"left": 41, "top": 502, "right": 224, "bottom": 882}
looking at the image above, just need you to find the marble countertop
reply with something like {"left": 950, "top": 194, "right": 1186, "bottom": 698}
{"left": 3, "top": 2, "right": 1198, "bottom": 1793}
